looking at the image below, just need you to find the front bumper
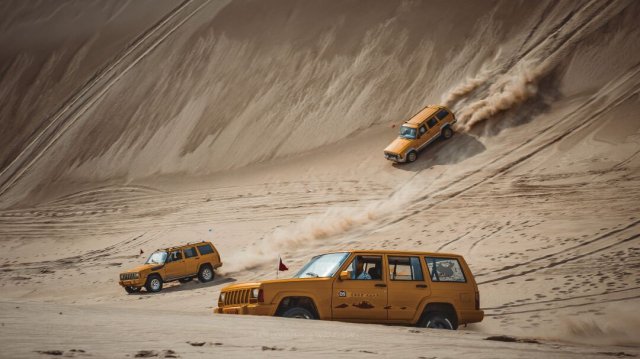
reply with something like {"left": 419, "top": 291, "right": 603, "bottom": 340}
{"left": 119, "top": 279, "right": 144, "bottom": 287}
{"left": 214, "top": 303, "right": 275, "bottom": 316}
{"left": 384, "top": 152, "right": 406, "bottom": 163}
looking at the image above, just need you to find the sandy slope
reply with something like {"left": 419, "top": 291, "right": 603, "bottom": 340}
{"left": 1, "top": 0, "right": 640, "bottom": 358}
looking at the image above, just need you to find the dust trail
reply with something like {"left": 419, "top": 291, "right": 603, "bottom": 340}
{"left": 441, "top": 51, "right": 500, "bottom": 109}
{"left": 221, "top": 175, "right": 429, "bottom": 273}
{"left": 444, "top": 0, "right": 633, "bottom": 132}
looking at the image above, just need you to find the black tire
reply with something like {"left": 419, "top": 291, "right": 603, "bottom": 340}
{"left": 442, "top": 126, "right": 453, "bottom": 140}
{"left": 282, "top": 307, "right": 316, "bottom": 319}
{"left": 178, "top": 277, "right": 193, "bottom": 284}
{"left": 406, "top": 151, "right": 418, "bottom": 163}
{"left": 421, "top": 311, "right": 456, "bottom": 330}
{"left": 144, "top": 275, "right": 163, "bottom": 293}
{"left": 197, "top": 264, "right": 214, "bottom": 283}
{"left": 124, "top": 286, "right": 141, "bottom": 294}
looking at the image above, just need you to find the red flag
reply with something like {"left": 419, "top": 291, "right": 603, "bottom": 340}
{"left": 278, "top": 257, "right": 288, "bottom": 271}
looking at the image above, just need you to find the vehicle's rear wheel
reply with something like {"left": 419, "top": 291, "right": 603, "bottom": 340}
{"left": 178, "top": 277, "right": 193, "bottom": 283}
{"left": 124, "top": 286, "right": 141, "bottom": 294}
{"left": 442, "top": 127, "right": 453, "bottom": 140}
{"left": 144, "top": 275, "right": 163, "bottom": 293}
{"left": 198, "top": 265, "right": 214, "bottom": 283}
{"left": 282, "top": 307, "right": 315, "bottom": 319}
{"left": 407, "top": 151, "right": 418, "bottom": 163}
{"left": 421, "top": 311, "right": 455, "bottom": 330}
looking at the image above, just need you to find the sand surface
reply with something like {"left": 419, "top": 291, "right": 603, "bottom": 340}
{"left": 1, "top": 1, "right": 639, "bottom": 358}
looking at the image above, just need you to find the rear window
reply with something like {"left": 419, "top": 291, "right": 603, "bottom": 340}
{"left": 388, "top": 256, "right": 424, "bottom": 281}
{"left": 197, "top": 244, "right": 214, "bottom": 255}
{"left": 184, "top": 247, "right": 197, "bottom": 258}
{"left": 425, "top": 257, "right": 466, "bottom": 282}
{"left": 427, "top": 117, "right": 438, "bottom": 128}
{"left": 436, "top": 109, "right": 449, "bottom": 119}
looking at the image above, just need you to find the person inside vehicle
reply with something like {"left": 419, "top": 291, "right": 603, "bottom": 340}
{"left": 355, "top": 260, "right": 372, "bottom": 280}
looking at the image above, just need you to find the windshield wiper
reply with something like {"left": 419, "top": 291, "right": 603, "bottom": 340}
{"left": 305, "top": 272, "right": 319, "bottom": 278}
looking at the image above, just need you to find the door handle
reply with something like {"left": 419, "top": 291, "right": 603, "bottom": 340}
{"left": 416, "top": 284, "right": 428, "bottom": 288}
{"left": 375, "top": 283, "right": 387, "bottom": 288}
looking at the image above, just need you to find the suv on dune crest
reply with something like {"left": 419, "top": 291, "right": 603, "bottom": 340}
{"left": 118, "top": 241, "right": 222, "bottom": 294}
{"left": 214, "top": 250, "right": 483, "bottom": 330}
{"left": 384, "top": 105, "right": 456, "bottom": 163}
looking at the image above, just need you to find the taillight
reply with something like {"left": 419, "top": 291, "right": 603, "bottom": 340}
{"left": 257, "top": 289, "right": 264, "bottom": 303}
{"left": 475, "top": 291, "right": 480, "bottom": 310}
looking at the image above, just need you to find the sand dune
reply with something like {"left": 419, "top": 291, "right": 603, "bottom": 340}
{"left": 1, "top": 0, "right": 639, "bottom": 357}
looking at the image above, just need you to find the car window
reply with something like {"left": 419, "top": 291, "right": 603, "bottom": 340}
{"left": 184, "top": 247, "right": 197, "bottom": 258}
{"left": 388, "top": 256, "right": 423, "bottom": 281}
{"left": 167, "top": 250, "right": 183, "bottom": 262}
{"left": 419, "top": 125, "right": 427, "bottom": 135}
{"left": 436, "top": 109, "right": 449, "bottom": 120}
{"left": 425, "top": 257, "right": 466, "bottom": 282}
{"left": 427, "top": 117, "right": 438, "bottom": 128}
{"left": 345, "top": 255, "right": 383, "bottom": 280}
{"left": 197, "top": 244, "right": 214, "bottom": 255}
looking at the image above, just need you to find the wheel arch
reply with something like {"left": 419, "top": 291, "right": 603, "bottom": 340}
{"left": 274, "top": 295, "right": 320, "bottom": 319}
{"left": 417, "top": 301, "right": 459, "bottom": 328}
{"left": 198, "top": 262, "right": 213, "bottom": 273}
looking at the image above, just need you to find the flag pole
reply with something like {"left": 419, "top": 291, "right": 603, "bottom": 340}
{"left": 276, "top": 255, "right": 279, "bottom": 279}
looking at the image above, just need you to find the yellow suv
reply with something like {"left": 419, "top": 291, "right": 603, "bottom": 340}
{"left": 119, "top": 241, "right": 222, "bottom": 294}
{"left": 214, "top": 250, "right": 483, "bottom": 330}
{"left": 384, "top": 105, "right": 456, "bottom": 163}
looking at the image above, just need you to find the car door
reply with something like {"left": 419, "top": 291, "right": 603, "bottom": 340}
{"left": 425, "top": 116, "right": 441, "bottom": 142}
{"left": 332, "top": 254, "right": 388, "bottom": 322}
{"left": 385, "top": 255, "right": 431, "bottom": 323}
{"left": 415, "top": 123, "right": 430, "bottom": 150}
{"left": 164, "top": 249, "right": 186, "bottom": 280}
{"left": 182, "top": 246, "right": 199, "bottom": 276}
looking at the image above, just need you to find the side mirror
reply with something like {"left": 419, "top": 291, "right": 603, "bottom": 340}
{"left": 339, "top": 271, "right": 350, "bottom": 281}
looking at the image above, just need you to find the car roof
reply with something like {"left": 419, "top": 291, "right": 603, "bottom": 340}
{"left": 163, "top": 241, "right": 212, "bottom": 251}
{"left": 405, "top": 105, "right": 443, "bottom": 126}
{"left": 322, "top": 249, "right": 464, "bottom": 258}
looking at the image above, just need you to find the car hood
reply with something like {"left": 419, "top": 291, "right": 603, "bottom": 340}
{"left": 384, "top": 137, "right": 413, "bottom": 155}
{"left": 124, "top": 264, "right": 163, "bottom": 273}
{"left": 220, "top": 277, "right": 331, "bottom": 291}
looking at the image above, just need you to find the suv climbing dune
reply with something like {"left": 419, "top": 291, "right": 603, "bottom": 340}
{"left": 214, "top": 250, "right": 483, "bottom": 329}
{"left": 384, "top": 105, "right": 456, "bottom": 163}
{"left": 118, "top": 241, "right": 222, "bottom": 294}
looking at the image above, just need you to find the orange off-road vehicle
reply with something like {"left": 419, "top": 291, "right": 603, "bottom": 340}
{"left": 215, "top": 250, "right": 483, "bottom": 329}
{"left": 119, "top": 241, "right": 222, "bottom": 294}
{"left": 384, "top": 105, "right": 457, "bottom": 163}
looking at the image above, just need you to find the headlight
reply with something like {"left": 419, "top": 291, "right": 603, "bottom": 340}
{"left": 134, "top": 273, "right": 140, "bottom": 279}
{"left": 251, "top": 288, "right": 260, "bottom": 298}
{"left": 219, "top": 292, "right": 226, "bottom": 302}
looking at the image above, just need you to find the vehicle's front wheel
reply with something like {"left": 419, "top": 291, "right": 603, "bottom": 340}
{"left": 442, "top": 126, "right": 453, "bottom": 140}
{"left": 198, "top": 265, "right": 214, "bottom": 283}
{"left": 282, "top": 307, "right": 315, "bottom": 319}
{"left": 144, "top": 275, "right": 163, "bottom": 293}
{"left": 124, "top": 286, "right": 141, "bottom": 294}
{"left": 421, "top": 311, "right": 455, "bottom": 330}
{"left": 406, "top": 151, "right": 418, "bottom": 163}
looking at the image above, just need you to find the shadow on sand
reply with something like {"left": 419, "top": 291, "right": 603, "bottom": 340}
{"left": 132, "top": 276, "right": 237, "bottom": 295}
{"left": 392, "top": 132, "right": 486, "bottom": 172}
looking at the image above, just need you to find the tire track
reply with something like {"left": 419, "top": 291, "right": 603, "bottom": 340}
{"left": 436, "top": 229, "right": 474, "bottom": 252}
{"left": 483, "top": 286, "right": 640, "bottom": 312}
{"left": 478, "top": 232, "right": 640, "bottom": 285}
{"left": 476, "top": 220, "right": 640, "bottom": 278}
{"left": 485, "top": 294, "right": 640, "bottom": 317}
{"left": 0, "top": 0, "right": 222, "bottom": 202}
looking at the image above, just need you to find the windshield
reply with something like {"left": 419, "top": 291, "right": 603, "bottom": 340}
{"left": 145, "top": 251, "right": 167, "bottom": 265}
{"left": 399, "top": 125, "right": 417, "bottom": 139}
{"left": 294, "top": 252, "right": 350, "bottom": 278}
